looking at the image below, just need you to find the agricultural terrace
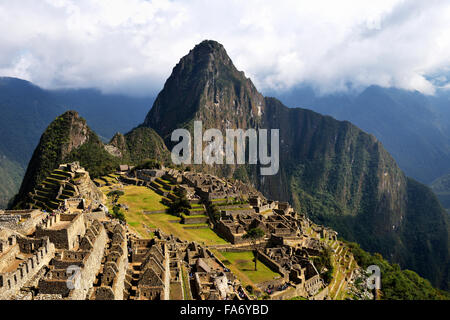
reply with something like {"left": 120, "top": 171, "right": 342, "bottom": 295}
{"left": 100, "top": 183, "right": 228, "bottom": 244}
{"left": 211, "top": 250, "right": 281, "bottom": 291}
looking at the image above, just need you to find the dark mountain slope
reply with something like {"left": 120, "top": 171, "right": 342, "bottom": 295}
{"left": 13, "top": 111, "right": 171, "bottom": 209}
{"left": 144, "top": 40, "right": 264, "bottom": 145}
{"left": 275, "top": 85, "right": 450, "bottom": 185}
{"left": 143, "top": 40, "right": 449, "bottom": 289}
{"left": 109, "top": 127, "right": 171, "bottom": 164}
{"left": 0, "top": 77, "right": 64, "bottom": 208}
{"left": 431, "top": 173, "right": 450, "bottom": 211}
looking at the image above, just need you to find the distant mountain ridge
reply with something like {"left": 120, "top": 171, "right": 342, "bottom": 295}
{"left": 0, "top": 77, "right": 154, "bottom": 208}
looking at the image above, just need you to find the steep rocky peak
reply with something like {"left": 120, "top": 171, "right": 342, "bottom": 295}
{"left": 144, "top": 40, "right": 264, "bottom": 140}
{"left": 182, "top": 40, "right": 235, "bottom": 72}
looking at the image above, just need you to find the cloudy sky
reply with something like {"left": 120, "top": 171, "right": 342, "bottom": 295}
{"left": 1, "top": 0, "right": 450, "bottom": 96}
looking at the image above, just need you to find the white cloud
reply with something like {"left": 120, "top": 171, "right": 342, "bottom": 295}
{"left": 0, "top": 0, "right": 449, "bottom": 96}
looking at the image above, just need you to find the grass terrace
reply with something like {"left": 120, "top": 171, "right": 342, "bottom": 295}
{"left": 100, "top": 184, "right": 227, "bottom": 244}
{"left": 213, "top": 250, "right": 281, "bottom": 287}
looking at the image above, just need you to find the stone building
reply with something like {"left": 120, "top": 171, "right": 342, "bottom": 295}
{"left": 258, "top": 245, "right": 325, "bottom": 297}
{"left": 136, "top": 169, "right": 165, "bottom": 183}
{"left": 126, "top": 237, "right": 169, "bottom": 300}
{"left": 0, "top": 209, "right": 47, "bottom": 235}
{"left": 35, "top": 213, "right": 86, "bottom": 250}
{"left": 183, "top": 173, "right": 238, "bottom": 201}
{"left": 93, "top": 222, "right": 128, "bottom": 300}
{"left": 0, "top": 231, "right": 55, "bottom": 299}
{"left": 37, "top": 219, "right": 107, "bottom": 299}
{"left": 215, "top": 206, "right": 297, "bottom": 244}
{"left": 26, "top": 162, "right": 103, "bottom": 212}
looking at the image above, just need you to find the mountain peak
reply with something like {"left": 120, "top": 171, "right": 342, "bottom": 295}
{"left": 188, "top": 40, "right": 228, "bottom": 60}
{"left": 61, "top": 109, "right": 80, "bottom": 119}
{"left": 179, "top": 39, "right": 235, "bottom": 74}
{"left": 143, "top": 40, "right": 263, "bottom": 140}
{"left": 192, "top": 39, "right": 226, "bottom": 53}
{"left": 14, "top": 110, "right": 98, "bottom": 205}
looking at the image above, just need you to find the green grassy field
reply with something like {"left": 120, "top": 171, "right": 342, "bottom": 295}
{"left": 219, "top": 251, "right": 281, "bottom": 284}
{"left": 118, "top": 185, "right": 167, "bottom": 211}
{"left": 133, "top": 211, "right": 227, "bottom": 244}
{"left": 100, "top": 184, "right": 227, "bottom": 244}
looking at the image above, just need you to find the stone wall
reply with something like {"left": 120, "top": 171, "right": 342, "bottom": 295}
{"left": 35, "top": 213, "right": 86, "bottom": 250}
{"left": 38, "top": 221, "right": 107, "bottom": 299}
{"left": 69, "top": 222, "right": 108, "bottom": 300}
{"left": 0, "top": 239, "right": 20, "bottom": 272}
{"left": 0, "top": 210, "right": 46, "bottom": 235}
{"left": 95, "top": 224, "right": 128, "bottom": 300}
{"left": 215, "top": 222, "right": 240, "bottom": 243}
{"left": 0, "top": 237, "right": 55, "bottom": 299}
{"left": 181, "top": 215, "right": 208, "bottom": 225}
{"left": 256, "top": 250, "right": 289, "bottom": 279}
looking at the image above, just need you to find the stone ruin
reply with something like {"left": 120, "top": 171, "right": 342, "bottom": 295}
{"left": 27, "top": 162, "right": 103, "bottom": 212}
{"left": 0, "top": 164, "right": 355, "bottom": 301}
{"left": 0, "top": 231, "right": 55, "bottom": 300}
{"left": 215, "top": 200, "right": 299, "bottom": 244}
{"left": 258, "top": 245, "right": 324, "bottom": 297}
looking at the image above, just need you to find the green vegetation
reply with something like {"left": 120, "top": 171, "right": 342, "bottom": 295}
{"left": 243, "top": 228, "right": 265, "bottom": 271}
{"left": 13, "top": 111, "right": 121, "bottom": 208}
{"left": 112, "top": 205, "right": 126, "bottom": 222}
{"left": 15, "top": 112, "right": 74, "bottom": 206}
{"left": 107, "top": 190, "right": 124, "bottom": 198}
{"left": 431, "top": 173, "right": 450, "bottom": 210}
{"left": 117, "top": 185, "right": 167, "bottom": 212}
{"left": 219, "top": 250, "right": 280, "bottom": 284}
{"left": 311, "top": 248, "right": 334, "bottom": 284}
{"left": 0, "top": 154, "right": 24, "bottom": 208}
{"left": 131, "top": 159, "right": 162, "bottom": 171}
{"left": 65, "top": 133, "right": 121, "bottom": 179}
{"left": 120, "top": 127, "right": 171, "bottom": 165}
{"left": 346, "top": 241, "right": 450, "bottom": 300}
{"left": 101, "top": 184, "right": 226, "bottom": 244}
{"left": 167, "top": 189, "right": 191, "bottom": 216}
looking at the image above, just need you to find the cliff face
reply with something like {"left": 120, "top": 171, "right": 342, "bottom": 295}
{"left": 143, "top": 40, "right": 449, "bottom": 288}
{"left": 259, "top": 98, "right": 407, "bottom": 227}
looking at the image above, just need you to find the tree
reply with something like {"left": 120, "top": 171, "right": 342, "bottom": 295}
{"left": 243, "top": 227, "right": 265, "bottom": 271}
{"left": 112, "top": 205, "right": 126, "bottom": 222}
{"left": 167, "top": 191, "right": 191, "bottom": 216}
